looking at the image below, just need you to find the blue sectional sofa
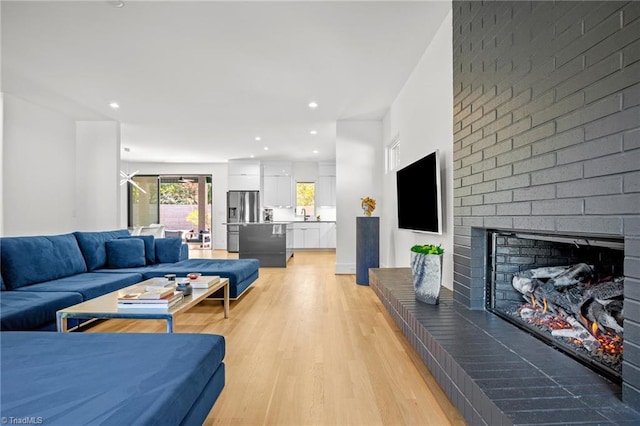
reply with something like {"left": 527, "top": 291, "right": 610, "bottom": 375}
{"left": 1, "top": 331, "right": 225, "bottom": 425}
{"left": 0, "top": 229, "right": 260, "bottom": 331}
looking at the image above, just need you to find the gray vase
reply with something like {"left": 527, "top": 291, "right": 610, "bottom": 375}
{"left": 411, "top": 252, "right": 442, "bottom": 305}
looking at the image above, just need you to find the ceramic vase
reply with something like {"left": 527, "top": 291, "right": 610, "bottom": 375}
{"left": 410, "top": 252, "right": 442, "bottom": 305}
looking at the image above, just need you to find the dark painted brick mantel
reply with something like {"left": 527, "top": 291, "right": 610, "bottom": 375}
{"left": 451, "top": 0, "right": 640, "bottom": 410}
{"left": 370, "top": 268, "right": 640, "bottom": 425}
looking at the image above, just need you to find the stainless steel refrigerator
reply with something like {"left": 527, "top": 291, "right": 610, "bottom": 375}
{"left": 226, "top": 190, "right": 260, "bottom": 252}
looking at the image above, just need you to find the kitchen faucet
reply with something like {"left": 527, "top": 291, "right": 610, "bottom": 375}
{"left": 301, "top": 208, "right": 309, "bottom": 221}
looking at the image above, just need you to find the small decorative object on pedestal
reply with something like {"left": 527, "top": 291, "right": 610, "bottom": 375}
{"left": 410, "top": 244, "right": 444, "bottom": 305}
{"left": 360, "top": 197, "right": 376, "bottom": 217}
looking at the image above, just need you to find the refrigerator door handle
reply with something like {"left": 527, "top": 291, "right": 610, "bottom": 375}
{"left": 239, "top": 193, "right": 245, "bottom": 222}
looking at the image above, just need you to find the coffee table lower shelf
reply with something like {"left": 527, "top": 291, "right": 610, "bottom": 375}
{"left": 56, "top": 277, "right": 229, "bottom": 333}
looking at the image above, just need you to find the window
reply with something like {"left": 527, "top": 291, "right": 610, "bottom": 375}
{"left": 128, "top": 175, "right": 212, "bottom": 234}
{"left": 386, "top": 137, "right": 401, "bottom": 173}
{"left": 296, "top": 182, "right": 315, "bottom": 217}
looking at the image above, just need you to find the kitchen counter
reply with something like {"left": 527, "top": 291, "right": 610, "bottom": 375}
{"left": 223, "top": 221, "right": 291, "bottom": 226}
{"left": 224, "top": 221, "right": 335, "bottom": 225}
{"left": 237, "top": 222, "right": 293, "bottom": 267}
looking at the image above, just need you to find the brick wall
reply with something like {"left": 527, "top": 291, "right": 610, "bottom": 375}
{"left": 452, "top": 0, "right": 640, "bottom": 407}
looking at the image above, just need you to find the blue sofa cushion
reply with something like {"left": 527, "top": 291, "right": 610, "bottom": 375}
{"left": 0, "top": 291, "right": 83, "bottom": 331}
{"left": 119, "top": 235, "right": 156, "bottom": 265}
{"left": 0, "top": 234, "right": 88, "bottom": 290}
{"left": 99, "top": 258, "right": 259, "bottom": 289}
{"left": 73, "top": 229, "right": 131, "bottom": 271}
{"left": 15, "top": 272, "right": 143, "bottom": 301}
{"left": 155, "top": 238, "right": 184, "bottom": 263}
{"left": 106, "top": 239, "right": 146, "bottom": 268}
{"left": 1, "top": 332, "right": 225, "bottom": 426}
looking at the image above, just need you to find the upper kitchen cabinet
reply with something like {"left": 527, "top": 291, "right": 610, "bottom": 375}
{"left": 263, "top": 176, "right": 292, "bottom": 207}
{"left": 316, "top": 161, "right": 336, "bottom": 207}
{"left": 229, "top": 160, "right": 260, "bottom": 190}
{"left": 262, "top": 161, "right": 293, "bottom": 207}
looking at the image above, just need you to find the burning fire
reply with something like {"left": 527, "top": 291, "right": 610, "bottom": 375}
{"left": 518, "top": 298, "right": 623, "bottom": 357}
{"left": 520, "top": 297, "right": 572, "bottom": 330}
{"left": 589, "top": 320, "right": 623, "bottom": 356}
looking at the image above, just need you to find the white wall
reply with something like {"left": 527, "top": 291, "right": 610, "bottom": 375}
{"left": 123, "top": 162, "right": 228, "bottom": 250}
{"left": 76, "top": 121, "right": 121, "bottom": 231}
{"left": 2, "top": 96, "right": 122, "bottom": 236}
{"left": 3, "top": 94, "right": 77, "bottom": 235}
{"left": 381, "top": 9, "right": 454, "bottom": 288}
{"left": 335, "top": 120, "right": 383, "bottom": 274}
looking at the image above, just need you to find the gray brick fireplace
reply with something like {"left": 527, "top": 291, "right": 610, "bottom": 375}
{"left": 452, "top": 0, "right": 640, "bottom": 414}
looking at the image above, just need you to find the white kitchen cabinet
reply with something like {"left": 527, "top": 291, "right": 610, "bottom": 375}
{"left": 319, "top": 222, "right": 336, "bottom": 248}
{"left": 229, "top": 174, "right": 260, "bottom": 191}
{"left": 263, "top": 175, "right": 292, "bottom": 207}
{"left": 316, "top": 176, "right": 336, "bottom": 207}
{"left": 292, "top": 222, "right": 321, "bottom": 249}
{"left": 229, "top": 161, "right": 260, "bottom": 190}
{"left": 263, "top": 162, "right": 293, "bottom": 177}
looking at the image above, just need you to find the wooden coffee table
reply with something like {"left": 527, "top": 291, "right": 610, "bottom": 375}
{"left": 56, "top": 276, "right": 229, "bottom": 333}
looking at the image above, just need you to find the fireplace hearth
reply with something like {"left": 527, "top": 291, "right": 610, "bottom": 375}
{"left": 487, "top": 230, "right": 625, "bottom": 382}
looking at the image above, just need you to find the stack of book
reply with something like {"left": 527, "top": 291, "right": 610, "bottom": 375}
{"left": 117, "top": 287, "right": 184, "bottom": 310}
{"left": 190, "top": 275, "right": 221, "bottom": 289}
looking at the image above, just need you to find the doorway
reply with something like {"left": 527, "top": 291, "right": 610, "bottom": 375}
{"left": 127, "top": 175, "right": 212, "bottom": 247}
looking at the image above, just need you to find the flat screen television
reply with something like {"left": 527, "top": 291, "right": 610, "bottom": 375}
{"left": 396, "top": 150, "right": 442, "bottom": 234}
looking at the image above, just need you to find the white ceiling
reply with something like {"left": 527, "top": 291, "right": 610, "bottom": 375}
{"left": 2, "top": 1, "right": 450, "bottom": 163}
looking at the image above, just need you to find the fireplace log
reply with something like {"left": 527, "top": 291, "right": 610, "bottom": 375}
{"left": 548, "top": 263, "right": 594, "bottom": 288}
{"left": 585, "top": 277, "right": 623, "bottom": 300}
{"left": 585, "top": 299, "right": 623, "bottom": 334}
{"left": 531, "top": 280, "right": 583, "bottom": 314}
{"left": 553, "top": 315, "right": 601, "bottom": 351}
{"left": 513, "top": 266, "right": 624, "bottom": 337}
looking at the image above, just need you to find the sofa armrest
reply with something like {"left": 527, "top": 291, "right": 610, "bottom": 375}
{"left": 180, "top": 243, "right": 189, "bottom": 260}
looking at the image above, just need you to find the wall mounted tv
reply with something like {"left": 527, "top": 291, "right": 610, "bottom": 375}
{"left": 396, "top": 150, "right": 443, "bottom": 234}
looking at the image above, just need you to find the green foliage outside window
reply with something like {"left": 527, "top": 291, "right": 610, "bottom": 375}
{"left": 296, "top": 182, "right": 315, "bottom": 216}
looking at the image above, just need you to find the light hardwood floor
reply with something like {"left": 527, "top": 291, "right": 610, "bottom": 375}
{"left": 89, "top": 250, "right": 465, "bottom": 426}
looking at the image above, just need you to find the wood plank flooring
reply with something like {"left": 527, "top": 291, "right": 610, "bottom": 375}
{"left": 88, "top": 250, "right": 465, "bottom": 425}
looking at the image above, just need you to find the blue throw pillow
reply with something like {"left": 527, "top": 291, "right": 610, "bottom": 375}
{"left": 105, "top": 239, "right": 146, "bottom": 268}
{"left": 155, "top": 238, "right": 183, "bottom": 264}
{"left": 119, "top": 235, "right": 155, "bottom": 265}
{"left": 73, "top": 229, "right": 131, "bottom": 271}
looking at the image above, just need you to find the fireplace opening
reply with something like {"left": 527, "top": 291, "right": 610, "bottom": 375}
{"left": 486, "top": 230, "right": 625, "bottom": 382}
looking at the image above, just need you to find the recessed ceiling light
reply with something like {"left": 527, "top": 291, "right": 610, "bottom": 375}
{"left": 109, "top": 1, "right": 125, "bottom": 8}
{"left": 109, "top": 102, "right": 120, "bottom": 109}
{"left": 308, "top": 101, "right": 318, "bottom": 109}
{"left": 263, "top": 147, "right": 269, "bottom": 151}
{"left": 313, "top": 150, "right": 319, "bottom": 154}
{"left": 250, "top": 154, "right": 255, "bottom": 158}
{"left": 255, "top": 136, "right": 261, "bottom": 141}
{"left": 310, "top": 130, "right": 317, "bottom": 135}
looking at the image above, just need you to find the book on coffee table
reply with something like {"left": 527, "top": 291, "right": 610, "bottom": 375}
{"left": 118, "top": 287, "right": 175, "bottom": 301}
{"left": 118, "top": 291, "right": 183, "bottom": 305}
{"left": 117, "top": 294, "right": 184, "bottom": 310}
{"left": 190, "top": 276, "right": 221, "bottom": 289}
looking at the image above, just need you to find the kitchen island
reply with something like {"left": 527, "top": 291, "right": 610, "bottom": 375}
{"left": 237, "top": 222, "right": 293, "bottom": 267}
